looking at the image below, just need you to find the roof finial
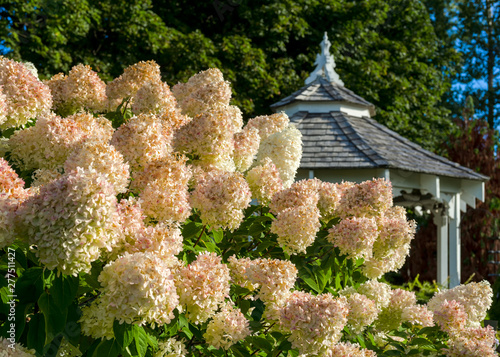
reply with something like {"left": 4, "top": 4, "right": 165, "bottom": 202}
{"left": 305, "top": 32, "right": 344, "bottom": 86}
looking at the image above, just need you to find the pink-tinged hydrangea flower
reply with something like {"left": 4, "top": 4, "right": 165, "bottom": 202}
{"left": 0, "top": 87, "right": 7, "bottom": 125}
{"left": 0, "top": 56, "right": 52, "bottom": 129}
{"left": 254, "top": 124, "right": 302, "bottom": 188}
{"left": 155, "top": 338, "right": 187, "bottom": 357}
{"left": 245, "top": 258, "right": 297, "bottom": 305}
{"left": 227, "top": 255, "right": 259, "bottom": 291}
{"left": 97, "top": 251, "right": 179, "bottom": 326}
{"left": 345, "top": 293, "right": 379, "bottom": 334}
{"left": 357, "top": 280, "right": 392, "bottom": 310}
{"left": 338, "top": 178, "right": 393, "bottom": 218}
{"left": 132, "top": 80, "right": 191, "bottom": 130}
{"left": 373, "top": 206, "right": 416, "bottom": 256}
{"left": 106, "top": 60, "right": 161, "bottom": 109}
{"left": 245, "top": 157, "right": 283, "bottom": 205}
{"left": 326, "top": 342, "right": 378, "bottom": 357}
{"left": 111, "top": 114, "right": 173, "bottom": 172}
{"left": 190, "top": 170, "right": 251, "bottom": 231}
{"left": 174, "top": 105, "right": 243, "bottom": 172}
{"left": 45, "top": 64, "right": 107, "bottom": 115}
{"left": 131, "top": 156, "right": 191, "bottom": 223}
{"left": 171, "top": 68, "right": 232, "bottom": 117}
{"left": 269, "top": 178, "right": 320, "bottom": 214}
{"left": 271, "top": 205, "right": 321, "bottom": 254}
{"left": 401, "top": 304, "right": 434, "bottom": 327}
{"left": 18, "top": 168, "right": 120, "bottom": 275}
{"left": 0, "top": 157, "right": 26, "bottom": 199}
{"left": 280, "top": 291, "right": 349, "bottom": 355}
{"left": 318, "top": 181, "right": 341, "bottom": 222}
{"left": 327, "top": 217, "right": 378, "bottom": 260}
{"left": 445, "top": 325, "right": 497, "bottom": 357}
{"left": 8, "top": 112, "right": 114, "bottom": 171}
{"left": 64, "top": 140, "right": 130, "bottom": 194}
{"left": 175, "top": 252, "right": 230, "bottom": 324}
{"left": 432, "top": 299, "right": 467, "bottom": 334}
{"left": 0, "top": 158, "right": 31, "bottom": 248}
{"left": 427, "top": 281, "right": 492, "bottom": 327}
{"left": 362, "top": 243, "right": 411, "bottom": 279}
{"left": 233, "top": 126, "right": 260, "bottom": 172}
{"left": 30, "top": 168, "right": 63, "bottom": 187}
{"left": 204, "top": 303, "right": 251, "bottom": 350}
{"left": 374, "top": 289, "right": 417, "bottom": 331}
{"left": 246, "top": 112, "right": 289, "bottom": 141}
{"left": 0, "top": 337, "right": 36, "bottom": 356}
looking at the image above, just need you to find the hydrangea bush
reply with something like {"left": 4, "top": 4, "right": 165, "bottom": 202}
{"left": 0, "top": 57, "right": 497, "bottom": 357}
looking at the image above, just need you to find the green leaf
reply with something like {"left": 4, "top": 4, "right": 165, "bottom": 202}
{"left": 15, "top": 267, "right": 44, "bottom": 303}
{"left": 251, "top": 336, "right": 273, "bottom": 353}
{"left": 133, "top": 325, "right": 149, "bottom": 357}
{"left": 38, "top": 291, "right": 67, "bottom": 344}
{"left": 27, "top": 313, "right": 45, "bottom": 354}
{"left": 301, "top": 275, "right": 320, "bottom": 293}
{"left": 212, "top": 229, "right": 224, "bottom": 243}
{"left": 92, "top": 338, "right": 121, "bottom": 357}
{"left": 113, "top": 320, "right": 134, "bottom": 349}
{"left": 182, "top": 221, "right": 204, "bottom": 240}
{"left": 51, "top": 274, "right": 79, "bottom": 308}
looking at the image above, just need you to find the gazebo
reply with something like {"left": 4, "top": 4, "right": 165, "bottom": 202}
{"left": 271, "top": 33, "right": 488, "bottom": 288}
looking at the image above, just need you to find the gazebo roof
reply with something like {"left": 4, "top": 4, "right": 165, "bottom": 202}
{"left": 270, "top": 77, "right": 376, "bottom": 116}
{"left": 289, "top": 110, "right": 487, "bottom": 181}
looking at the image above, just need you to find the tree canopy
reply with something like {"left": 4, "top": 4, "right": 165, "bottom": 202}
{"left": 1, "top": 0, "right": 467, "bottom": 151}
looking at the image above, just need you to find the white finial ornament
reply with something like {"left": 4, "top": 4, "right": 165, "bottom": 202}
{"left": 305, "top": 32, "right": 344, "bottom": 86}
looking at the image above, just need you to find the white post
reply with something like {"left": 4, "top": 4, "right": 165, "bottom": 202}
{"left": 309, "top": 170, "right": 315, "bottom": 179}
{"left": 449, "top": 193, "right": 461, "bottom": 288}
{"left": 433, "top": 209, "right": 449, "bottom": 287}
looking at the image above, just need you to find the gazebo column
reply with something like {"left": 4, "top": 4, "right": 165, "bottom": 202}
{"left": 449, "top": 193, "right": 461, "bottom": 288}
{"left": 433, "top": 210, "right": 448, "bottom": 287}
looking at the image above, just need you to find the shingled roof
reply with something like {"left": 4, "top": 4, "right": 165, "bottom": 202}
{"left": 290, "top": 110, "right": 487, "bottom": 181}
{"left": 270, "top": 77, "right": 376, "bottom": 116}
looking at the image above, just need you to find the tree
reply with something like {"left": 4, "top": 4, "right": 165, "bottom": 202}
{"left": 456, "top": 0, "right": 500, "bottom": 128}
{"left": 2, "top": 0, "right": 458, "bottom": 152}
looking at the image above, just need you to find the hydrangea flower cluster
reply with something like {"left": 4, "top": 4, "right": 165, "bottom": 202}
{"left": 131, "top": 155, "right": 191, "bottom": 223}
{"left": 327, "top": 217, "right": 378, "bottom": 260}
{"left": 227, "top": 255, "right": 260, "bottom": 291}
{"left": 279, "top": 291, "right": 349, "bottom": 355}
{"left": 64, "top": 140, "right": 130, "bottom": 194}
{"left": 244, "top": 258, "right": 298, "bottom": 305}
{"left": 444, "top": 325, "right": 498, "bottom": 357}
{"left": 374, "top": 289, "right": 417, "bottom": 331}
{"left": 203, "top": 303, "right": 251, "bottom": 350}
{"left": 317, "top": 181, "right": 341, "bottom": 222}
{"left": 0, "top": 56, "right": 52, "bottom": 129}
{"left": 190, "top": 170, "right": 251, "bottom": 231}
{"left": 233, "top": 126, "right": 260, "bottom": 172}
{"left": 44, "top": 64, "right": 107, "bottom": 115}
{"left": 270, "top": 179, "right": 321, "bottom": 254}
{"left": 337, "top": 178, "right": 393, "bottom": 218}
{"left": 18, "top": 168, "right": 120, "bottom": 275}
{"left": 427, "top": 280, "right": 493, "bottom": 327}
{"left": 106, "top": 60, "right": 161, "bottom": 109}
{"left": 97, "top": 251, "right": 179, "bottom": 326}
{"left": 344, "top": 293, "right": 379, "bottom": 334}
{"left": 8, "top": 112, "right": 113, "bottom": 171}
{"left": 174, "top": 105, "right": 243, "bottom": 171}
{"left": 245, "top": 157, "right": 283, "bottom": 205}
{"left": 175, "top": 252, "right": 230, "bottom": 324}
{"left": 172, "top": 68, "right": 231, "bottom": 117}
{"left": 254, "top": 124, "right": 302, "bottom": 188}
{"left": 111, "top": 114, "right": 173, "bottom": 171}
